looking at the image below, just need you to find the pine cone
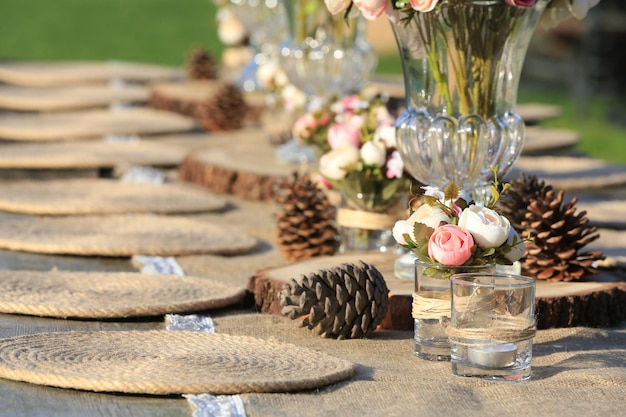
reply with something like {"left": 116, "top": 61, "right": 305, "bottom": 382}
{"left": 522, "top": 188, "right": 605, "bottom": 281}
{"left": 195, "top": 83, "right": 246, "bottom": 131}
{"left": 275, "top": 172, "right": 338, "bottom": 261}
{"left": 186, "top": 47, "right": 218, "bottom": 80}
{"left": 279, "top": 261, "right": 390, "bottom": 339}
{"left": 499, "top": 173, "right": 552, "bottom": 232}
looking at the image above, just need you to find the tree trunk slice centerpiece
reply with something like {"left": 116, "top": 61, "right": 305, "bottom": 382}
{"left": 249, "top": 253, "right": 626, "bottom": 330}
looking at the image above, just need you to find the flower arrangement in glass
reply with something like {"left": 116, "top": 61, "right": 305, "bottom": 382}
{"left": 391, "top": 169, "right": 527, "bottom": 359}
{"left": 392, "top": 171, "right": 526, "bottom": 272}
{"left": 323, "top": 0, "right": 600, "bottom": 199}
{"left": 294, "top": 94, "right": 414, "bottom": 252}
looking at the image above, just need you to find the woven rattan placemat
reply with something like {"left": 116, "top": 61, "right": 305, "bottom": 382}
{"left": 0, "top": 84, "right": 149, "bottom": 111}
{"left": 0, "top": 214, "right": 257, "bottom": 257}
{"left": 0, "top": 108, "right": 196, "bottom": 141}
{"left": 0, "top": 179, "right": 228, "bottom": 215}
{"left": 0, "top": 330, "right": 355, "bottom": 394}
{"left": 0, "top": 139, "right": 188, "bottom": 170}
{"left": 0, "top": 270, "right": 245, "bottom": 318}
{"left": 0, "top": 61, "right": 184, "bottom": 87}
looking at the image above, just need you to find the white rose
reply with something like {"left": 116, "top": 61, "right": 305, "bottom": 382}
{"left": 374, "top": 125, "right": 397, "bottom": 149}
{"left": 318, "top": 144, "right": 360, "bottom": 180}
{"left": 458, "top": 205, "right": 510, "bottom": 249}
{"left": 505, "top": 227, "right": 526, "bottom": 263}
{"left": 392, "top": 220, "right": 411, "bottom": 245}
{"left": 217, "top": 15, "right": 248, "bottom": 46}
{"left": 360, "top": 140, "right": 387, "bottom": 167}
{"left": 324, "top": 0, "right": 352, "bottom": 15}
{"left": 407, "top": 204, "right": 450, "bottom": 230}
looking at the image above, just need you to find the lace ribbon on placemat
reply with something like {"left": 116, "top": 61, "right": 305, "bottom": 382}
{"left": 134, "top": 255, "right": 247, "bottom": 417}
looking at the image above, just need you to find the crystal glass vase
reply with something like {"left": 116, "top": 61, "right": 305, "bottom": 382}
{"left": 276, "top": 0, "right": 377, "bottom": 163}
{"left": 391, "top": 1, "right": 548, "bottom": 199}
{"left": 279, "top": 0, "right": 377, "bottom": 100}
{"left": 227, "top": 0, "right": 287, "bottom": 92}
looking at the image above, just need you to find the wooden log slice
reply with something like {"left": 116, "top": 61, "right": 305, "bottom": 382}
{"left": 248, "top": 253, "right": 626, "bottom": 331}
{"left": 178, "top": 130, "right": 311, "bottom": 201}
{"left": 149, "top": 80, "right": 264, "bottom": 130}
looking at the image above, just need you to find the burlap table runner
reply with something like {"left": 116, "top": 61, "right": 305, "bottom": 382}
{"left": 210, "top": 311, "right": 626, "bottom": 417}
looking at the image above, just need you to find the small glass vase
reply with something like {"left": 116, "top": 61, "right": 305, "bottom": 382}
{"left": 337, "top": 192, "right": 407, "bottom": 254}
{"left": 413, "top": 261, "right": 495, "bottom": 361}
{"left": 391, "top": 1, "right": 548, "bottom": 199}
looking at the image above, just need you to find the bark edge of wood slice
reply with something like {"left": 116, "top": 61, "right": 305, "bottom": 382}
{"left": 249, "top": 254, "right": 626, "bottom": 330}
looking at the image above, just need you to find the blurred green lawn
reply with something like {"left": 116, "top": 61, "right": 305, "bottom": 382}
{"left": 1, "top": 0, "right": 623, "bottom": 164}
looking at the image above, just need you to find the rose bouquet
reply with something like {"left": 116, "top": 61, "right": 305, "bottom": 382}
{"left": 293, "top": 94, "right": 413, "bottom": 212}
{"left": 324, "top": 0, "right": 600, "bottom": 27}
{"left": 392, "top": 169, "right": 527, "bottom": 272}
{"left": 324, "top": 0, "right": 600, "bottom": 118}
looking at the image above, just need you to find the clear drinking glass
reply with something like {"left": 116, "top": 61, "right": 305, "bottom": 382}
{"left": 413, "top": 262, "right": 495, "bottom": 361}
{"left": 448, "top": 273, "right": 536, "bottom": 381}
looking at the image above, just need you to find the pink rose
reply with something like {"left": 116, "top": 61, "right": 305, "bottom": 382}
{"left": 386, "top": 150, "right": 404, "bottom": 179}
{"left": 353, "top": 0, "right": 392, "bottom": 20}
{"left": 342, "top": 95, "right": 363, "bottom": 115}
{"left": 428, "top": 224, "right": 474, "bottom": 266}
{"left": 504, "top": 0, "right": 537, "bottom": 6}
{"left": 292, "top": 113, "right": 316, "bottom": 140}
{"left": 409, "top": 0, "right": 439, "bottom": 13}
{"left": 327, "top": 121, "right": 362, "bottom": 149}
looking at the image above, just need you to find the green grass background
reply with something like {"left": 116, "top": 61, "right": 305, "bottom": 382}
{"left": 1, "top": 0, "right": 623, "bottom": 164}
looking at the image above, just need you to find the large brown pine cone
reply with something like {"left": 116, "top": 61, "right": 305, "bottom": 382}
{"left": 522, "top": 188, "right": 605, "bottom": 281}
{"left": 275, "top": 172, "right": 338, "bottom": 261}
{"left": 195, "top": 83, "right": 247, "bottom": 131}
{"left": 279, "top": 261, "right": 390, "bottom": 339}
{"left": 499, "top": 173, "right": 552, "bottom": 232}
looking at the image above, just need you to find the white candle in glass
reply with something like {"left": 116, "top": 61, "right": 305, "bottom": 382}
{"left": 467, "top": 343, "right": 518, "bottom": 368}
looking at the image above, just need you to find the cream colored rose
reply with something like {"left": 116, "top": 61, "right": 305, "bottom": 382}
{"left": 319, "top": 144, "right": 360, "bottom": 180}
{"left": 505, "top": 227, "right": 526, "bottom": 263}
{"left": 360, "top": 140, "right": 387, "bottom": 167}
{"left": 458, "top": 205, "right": 510, "bottom": 249}
{"left": 408, "top": 204, "right": 451, "bottom": 230}
{"left": 324, "top": 0, "right": 353, "bottom": 15}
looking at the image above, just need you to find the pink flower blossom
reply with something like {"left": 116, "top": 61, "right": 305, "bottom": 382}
{"left": 353, "top": 0, "right": 392, "bottom": 20}
{"left": 327, "top": 121, "right": 362, "bottom": 149}
{"left": 342, "top": 95, "right": 363, "bottom": 115}
{"left": 504, "top": 0, "right": 537, "bottom": 7}
{"left": 428, "top": 224, "right": 475, "bottom": 266}
{"left": 409, "top": 0, "right": 439, "bottom": 13}
{"left": 386, "top": 150, "right": 404, "bottom": 179}
{"left": 292, "top": 113, "right": 317, "bottom": 140}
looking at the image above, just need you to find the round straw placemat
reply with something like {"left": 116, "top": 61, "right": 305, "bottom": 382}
{"left": 0, "top": 61, "right": 184, "bottom": 87}
{"left": 0, "top": 270, "right": 246, "bottom": 318}
{"left": 0, "top": 330, "right": 356, "bottom": 394}
{"left": 0, "top": 139, "right": 188, "bottom": 170}
{"left": 0, "top": 179, "right": 228, "bottom": 215}
{"left": 0, "top": 84, "right": 149, "bottom": 111}
{"left": 0, "top": 108, "right": 195, "bottom": 141}
{"left": 0, "top": 214, "right": 257, "bottom": 257}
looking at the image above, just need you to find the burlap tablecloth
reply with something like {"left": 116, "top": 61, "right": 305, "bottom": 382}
{"left": 211, "top": 310, "right": 625, "bottom": 417}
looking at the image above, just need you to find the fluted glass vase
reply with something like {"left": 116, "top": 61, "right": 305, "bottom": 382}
{"left": 276, "top": 0, "right": 377, "bottom": 163}
{"left": 226, "top": 0, "right": 286, "bottom": 92}
{"left": 392, "top": 1, "right": 548, "bottom": 200}
{"left": 279, "top": 0, "right": 377, "bottom": 101}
